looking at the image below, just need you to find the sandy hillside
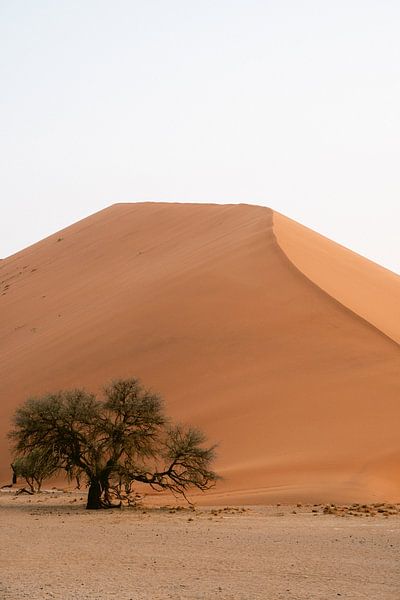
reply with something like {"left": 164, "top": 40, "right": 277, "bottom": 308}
{"left": 0, "top": 203, "right": 399, "bottom": 503}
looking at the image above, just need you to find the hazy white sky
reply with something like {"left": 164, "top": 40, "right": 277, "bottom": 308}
{"left": 1, "top": 1, "right": 399, "bottom": 272}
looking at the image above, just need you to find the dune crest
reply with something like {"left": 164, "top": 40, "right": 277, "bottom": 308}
{"left": 0, "top": 203, "right": 399, "bottom": 503}
{"left": 273, "top": 211, "right": 400, "bottom": 343}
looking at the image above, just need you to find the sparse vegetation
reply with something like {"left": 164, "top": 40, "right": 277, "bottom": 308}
{"left": 12, "top": 448, "right": 58, "bottom": 493}
{"left": 9, "top": 378, "right": 218, "bottom": 509}
{"left": 321, "top": 502, "right": 400, "bottom": 517}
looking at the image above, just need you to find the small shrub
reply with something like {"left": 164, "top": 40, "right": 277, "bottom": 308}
{"left": 12, "top": 449, "right": 58, "bottom": 493}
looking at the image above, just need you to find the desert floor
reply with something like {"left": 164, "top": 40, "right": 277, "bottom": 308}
{"left": 0, "top": 491, "right": 399, "bottom": 600}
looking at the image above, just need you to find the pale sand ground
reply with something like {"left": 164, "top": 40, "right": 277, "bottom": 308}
{"left": 1, "top": 492, "right": 399, "bottom": 600}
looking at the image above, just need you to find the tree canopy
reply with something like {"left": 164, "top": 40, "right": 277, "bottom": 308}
{"left": 9, "top": 378, "right": 218, "bottom": 509}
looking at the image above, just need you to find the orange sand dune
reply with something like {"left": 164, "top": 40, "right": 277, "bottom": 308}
{"left": 0, "top": 203, "right": 399, "bottom": 503}
{"left": 274, "top": 212, "right": 400, "bottom": 343}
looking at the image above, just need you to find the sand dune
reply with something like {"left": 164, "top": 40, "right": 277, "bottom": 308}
{"left": 0, "top": 203, "right": 399, "bottom": 503}
{"left": 274, "top": 211, "right": 400, "bottom": 343}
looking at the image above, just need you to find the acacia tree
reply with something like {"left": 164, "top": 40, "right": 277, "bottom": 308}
{"left": 12, "top": 448, "right": 58, "bottom": 493}
{"left": 9, "top": 378, "right": 218, "bottom": 509}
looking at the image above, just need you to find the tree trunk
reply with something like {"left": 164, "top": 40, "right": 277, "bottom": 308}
{"left": 26, "top": 478, "right": 35, "bottom": 494}
{"left": 86, "top": 479, "right": 102, "bottom": 509}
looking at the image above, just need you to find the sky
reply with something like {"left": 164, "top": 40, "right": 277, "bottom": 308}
{"left": 0, "top": 1, "right": 399, "bottom": 273}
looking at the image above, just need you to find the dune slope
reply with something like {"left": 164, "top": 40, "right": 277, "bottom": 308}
{"left": 274, "top": 211, "right": 400, "bottom": 343}
{"left": 0, "top": 203, "right": 399, "bottom": 503}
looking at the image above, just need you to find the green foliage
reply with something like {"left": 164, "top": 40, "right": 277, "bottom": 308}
{"left": 9, "top": 378, "right": 218, "bottom": 508}
{"left": 12, "top": 448, "right": 58, "bottom": 492}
